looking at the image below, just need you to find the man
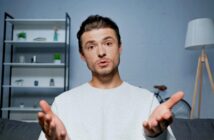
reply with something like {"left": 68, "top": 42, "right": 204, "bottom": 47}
{"left": 38, "top": 15, "right": 183, "bottom": 140}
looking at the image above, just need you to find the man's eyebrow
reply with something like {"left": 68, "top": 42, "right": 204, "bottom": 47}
{"left": 103, "top": 36, "right": 115, "bottom": 41}
{"left": 84, "top": 40, "right": 96, "bottom": 46}
{"left": 83, "top": 36, "right": 115, "bottom": 47}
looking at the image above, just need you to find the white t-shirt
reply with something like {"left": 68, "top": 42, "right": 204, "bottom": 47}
{"left": 38, "top": 82, "right": 175, "bottom": 140}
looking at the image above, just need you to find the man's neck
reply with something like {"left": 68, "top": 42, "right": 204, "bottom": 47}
{"left": 89, "top": 71, "right": 122, "bottom": 89}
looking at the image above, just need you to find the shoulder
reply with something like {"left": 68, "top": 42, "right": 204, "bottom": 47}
{"left": 121, "top": 82, "right": 159, "bottom": 108}
{"left": 55, "top": 83, "right": 89, "bottom": 101}
{"left": 122, "top": 82, "right": 154, "bottom": 98}
{"left": 123, "top": 82, "right": 152, "bottom": 93}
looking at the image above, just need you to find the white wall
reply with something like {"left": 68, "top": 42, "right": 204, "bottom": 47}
{"left": 0, "top": 0, "right": 214, "bottom": 118}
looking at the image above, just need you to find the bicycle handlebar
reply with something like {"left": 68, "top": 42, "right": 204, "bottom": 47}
{"left": 153, "top": 85, "right": 167, "bottom": 91}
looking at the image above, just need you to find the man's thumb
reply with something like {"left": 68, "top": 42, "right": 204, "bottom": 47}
{"left": 164, "top": 91, "right": 184, "bottom": 109}
{"left": 39, "top": 100, "right": 53, "bottom": 114}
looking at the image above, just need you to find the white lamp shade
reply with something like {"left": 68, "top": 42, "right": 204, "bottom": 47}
{"left": 185, "top": 18, "right": 214, "bottom": 50}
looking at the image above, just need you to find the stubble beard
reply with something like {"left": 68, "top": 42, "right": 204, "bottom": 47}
{"left": 91, "top": 58, "right": 120, "bottom": 80}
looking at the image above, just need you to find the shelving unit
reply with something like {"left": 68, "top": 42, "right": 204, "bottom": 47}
{"left": 0, "top": 12, "right": 71, "bottom": 121}
{"left": 4, "top": 63, "right": 65, "bottom": 67}
{"left": 1, "top": 107, "right": 41, "bottom": 112}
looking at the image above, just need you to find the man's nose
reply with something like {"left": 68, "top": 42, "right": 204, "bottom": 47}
{"left": 97, "top": 45, "right": 106, "bottom": 58}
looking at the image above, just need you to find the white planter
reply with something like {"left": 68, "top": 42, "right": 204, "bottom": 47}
{"left": 17, "top": 38, "right": 26, "bottom": 41}
{"left": 54, "top": 59, "right": 61, "bottom": 64}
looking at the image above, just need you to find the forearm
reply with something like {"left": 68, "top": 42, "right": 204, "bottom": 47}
{"left": 145, "top": 130, "right": 167, "bottom": 140}
{"left": 38, "top": 130, "right": 70, "bottom": 140}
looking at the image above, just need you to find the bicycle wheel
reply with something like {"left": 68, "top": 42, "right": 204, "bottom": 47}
{"left": 164, "top": 97, "right": 191, "bottom": 119}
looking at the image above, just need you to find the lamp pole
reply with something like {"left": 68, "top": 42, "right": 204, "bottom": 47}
{"left": 190, "top": 48, "right": 214, "bottom": 118}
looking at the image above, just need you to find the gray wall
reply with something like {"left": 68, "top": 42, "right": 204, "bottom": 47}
{"left": 0, "top": 0, "right": 214, "bottom": 118}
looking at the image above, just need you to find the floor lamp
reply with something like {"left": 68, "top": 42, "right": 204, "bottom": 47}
{"left": 185, "top": 18, "right": 214, "bottom": 119}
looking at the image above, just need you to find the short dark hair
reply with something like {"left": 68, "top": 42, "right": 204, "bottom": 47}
{"left": 77, "top": 15, "right": 121, "bottom": 54}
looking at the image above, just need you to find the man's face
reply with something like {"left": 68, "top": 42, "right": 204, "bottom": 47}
{"left": 80, "top": 28, "right": 122, "bottom": 76}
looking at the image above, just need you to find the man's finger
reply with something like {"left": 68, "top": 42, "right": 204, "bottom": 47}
{"left": 38, "top": 112, "right": 45, "bottom": 129}
{"left": 39, "top": 100, "right": 53, "bottom": 114}
{"left": 163, "top": 91, "right": 184, "bottom": 109}
{"left": 143, "top": 121, "right": 154, "bottom": 136}
{"left": 59, "top": 130, "right": 67, "bottom": 139}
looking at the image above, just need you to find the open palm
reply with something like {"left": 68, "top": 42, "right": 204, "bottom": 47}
{"left": 143, "top": 91, "right": 184, "bottom": 137}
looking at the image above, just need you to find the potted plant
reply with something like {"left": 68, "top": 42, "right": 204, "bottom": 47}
{"left": 17, "top": 32, "right": 26, "bottom": 41}
{"left": 54, "top": 53, "right": 61, "bottom": 64}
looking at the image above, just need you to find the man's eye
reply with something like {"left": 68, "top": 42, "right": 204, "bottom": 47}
{"left": 87, "top": 45, "right": 94, "bottom": 50}
{"left": 105, "top": 42, "right": 112, "bottom": 46}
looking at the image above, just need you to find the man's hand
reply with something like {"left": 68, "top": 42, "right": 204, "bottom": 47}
{"left": 38, "top": 100, "right": 69, "bottom": 140}
{"left": 143, "top": 91, "right": 184, "bottom": 137}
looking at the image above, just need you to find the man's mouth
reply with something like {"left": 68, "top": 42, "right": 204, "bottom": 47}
{"left": 97, "top": 59, "right": 109, "bottom": 67}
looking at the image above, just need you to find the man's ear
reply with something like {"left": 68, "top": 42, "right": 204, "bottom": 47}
{"left": 80, "top": 53, "right": 86, "bottom": 61}
{"left": 119, "top": 45, "right": 122, "bottom": 54}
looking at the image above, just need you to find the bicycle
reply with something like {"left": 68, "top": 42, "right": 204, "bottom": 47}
{"left": 153, "top": 85, "right": 191, "bottom": 119}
